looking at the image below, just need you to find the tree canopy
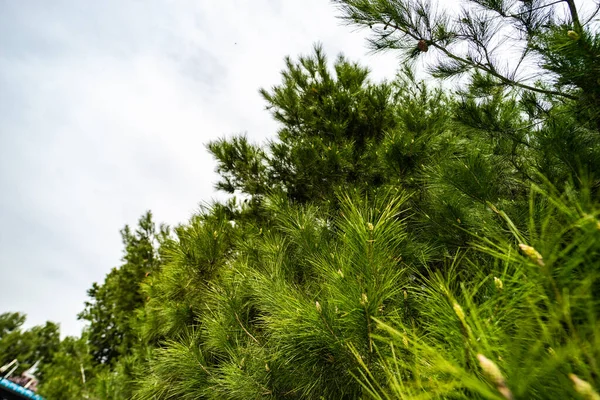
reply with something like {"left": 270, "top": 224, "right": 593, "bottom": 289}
{"left": 2, "top": 1, "right": 600, "bottom": 399}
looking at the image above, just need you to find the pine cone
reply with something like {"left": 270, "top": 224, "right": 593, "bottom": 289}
{"left": 567, "top": 30, "right": 580, "bottom": 40}
{"left": 418, "top": 40, "right": 429, "bottom": 52}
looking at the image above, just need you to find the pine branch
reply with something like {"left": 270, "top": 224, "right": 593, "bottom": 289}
{"left": 507, "top": 0, "right": 564, "bottom": 19}
{"left": 385, "top": 20, "right": 578, "bottom": 99}
{"left": 234, "top": 311, "right": 261, "bottom": 345}
{"left": 564, "top": 0, "right": 582, "bottom": 31}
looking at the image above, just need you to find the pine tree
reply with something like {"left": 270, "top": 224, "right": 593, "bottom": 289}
{"left": 334, "top": 0, "right": 600, "bottom": 116}
{"left": 208, "top": 44, "right": 399, "bottom": 206}
{"left": 21, "top": 2, "right": 600, "bottom": 398}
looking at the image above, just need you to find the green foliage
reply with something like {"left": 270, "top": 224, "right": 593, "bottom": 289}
{"left": 354, "top": 182, "right": 600, "bottom": 399}
{"left": 37, "top": 335, "right": 96, "bottom": 400}
{"left": 129, "top": 190, "right": 415, "bottom": 400}
{"left": 0, "top": 317, "right": 60, "bottom": 380}
{"left": 209, "top": 44, "right": 399, "bottom": 205}
{"left": 78, "top": 211, "right": 166, "bottom": 365}
{"left": 0, "top": 312, "right": 26, "bottom": 340}
{"left": 6, "top": 1, "right": 600, "bottom": 398}
{"left": 137, "top": 206, "right": 237, "bottom": 345}
{"left": 335, "top": 0, "right": 600, "bottom": 126}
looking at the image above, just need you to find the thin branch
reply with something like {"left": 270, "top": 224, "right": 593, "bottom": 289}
{"left": 512, "top": 47, "right": 532, "bottom": 79}
{"left": 319, "top": 311, "right": 339, "bottom": 340}
{"left": 234, "top": 311, "right": 261, "bottom": 345}
{"left": 582, "top": 1, "right": 600, "bottom": 26}
{"left": 508, "top": 0, "right": 564, "bottom": 18}
{"left": 197, "top": 360, "right": 213, "bottom": 377}
{"left": 385, "top": 21, "right": 578, "bottom": 100}
{"left": 470, "top": 34, "right": 498, "bottom": 75}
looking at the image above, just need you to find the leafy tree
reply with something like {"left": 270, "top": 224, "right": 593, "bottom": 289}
{"left": 0, "top": 312, "right": 26, "bottom": 341}
{"left": 334, "top": 0, "right": 600, "bottom": 242}
{"left": 130, "top": 190, "right": 416, "bottom": 399}
{"left": 129, "top": 48, "right": 457, "bottom": 398}
{"left": 329, "top": 0, "right": 600, "bottom": 398}
{"left": 334, "top": 0, "right": 600, "bottom": 195}
{"left": 0, "top": 316, "right": 60, "bottom": 381}
{"left": 37, "top": 334, "right": 96, "bottom": 400}
{"left": 79, "top": 211, "right": 166, "bottom": 366}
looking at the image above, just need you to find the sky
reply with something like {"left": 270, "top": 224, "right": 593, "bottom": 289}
{"left": 0, "top": 1, "right": 400, "bottom": 337}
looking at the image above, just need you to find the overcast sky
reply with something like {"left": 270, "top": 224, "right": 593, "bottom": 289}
{"left": 0, "top": 1, "right": 400, "bottom": 337}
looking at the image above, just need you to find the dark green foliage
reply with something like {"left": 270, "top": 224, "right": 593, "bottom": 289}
{"left": 208, "top": 136, "right": 268, "bottom": 196}
{"left": 209, "top": 44, "right": 399, "bottom": 205}
{"left": 78, "top": 211, "right": 166, "bottom": 365}
{"left": 0, "top": 312, "right": 26, "bottom": 340}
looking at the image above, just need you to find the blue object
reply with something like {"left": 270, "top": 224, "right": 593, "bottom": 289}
{"left": 0, "top": 377, "right": 44, "bottom": 400}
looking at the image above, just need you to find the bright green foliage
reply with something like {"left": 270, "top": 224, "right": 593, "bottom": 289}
{"left": 138, "top": 205, "right": 237, "bottom": 345}
{"left": 4, "top": 1, "right": 600, "bottom": 399}
{"left": 130, "top": 190, "right": 414, "bottom": 399}
{"left": 354, "top": 182, "right": 600, "bottom": 399}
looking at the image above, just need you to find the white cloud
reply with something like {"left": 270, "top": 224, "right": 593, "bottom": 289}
{"left": 0, "top": 0, "right": 399, "bottom": 337}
